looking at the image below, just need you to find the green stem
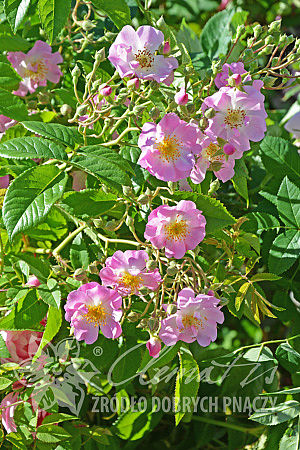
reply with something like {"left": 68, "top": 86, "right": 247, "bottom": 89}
{"left": 52, "top": 224, "right": 86, "bottom": 260}
{"left": 192, "top": 416, "right": 264, "bottom": 436}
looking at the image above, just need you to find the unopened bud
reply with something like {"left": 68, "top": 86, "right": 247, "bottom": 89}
{"left": 100, "top": 85, "right": 112, "bottom": 97}
{"left": 166, "top": 304, "right": 177, "bottom": 315}
{"left": 127, "top": 312, "right": 140, "bottom": 322}
{"left": 208, "top": 179, "right": 220, "bottom": 195}
{"left": 204, "top": 107, "right": 216, "bottom": 119}
{"left": 148, "top": 318, "right": 159, "bottom": 332}
{"left": 60, "top": 104, "right": 72, "bottom": 116}
{"left": 167, "top": 265, "right": 178, "bottom": 276}
{"left": 253, "top": 24, "right": 262, "bottom": 38}
{"left": 146, "top": 260, "right": 157, "bottom": 271}
{"left": 268, "top": 19, "right": 281, "bottom": 33}
{"left": 137, "top": 318, "right": 148, "bottom": 329}
{"left": 81, "top": 19, "right": 95, "bottom": 31}
{"left": 105, "top": 220, "right": 117, "bottom": 231}
{"left": 265, "top": 35, "right": 273, "bottom": 45}
{"left": 199, "top": 117, "right": 208, "bottom": 129}
{"left": 71, "top": 65, "right": 81, "bottom": 80}
{"left": 235, "top": 24, "right": 245, "bottom": 38}
{"left": 76, "top": 103, "right": 89, "bottom": 116}
{"left": 52, "top": 265, "right": 68, "bottom": 277}
{"left": 122, "top": 186, "right": 134, "bottom": 197}
{"left": 125, "top": 216, "right": 134, "bottom": 229}
{"left": 88, "top": 261, "right": 99, "bottom": 274}
{"left": 223, "top": 143, "right": 236, "bottom": 155}
{"left": 260, "top": 44, "right": 274, "bottom": 55}
{"left": 37, "top": 92, "right": 51, "bottom": 104}
{"left": 127, "top": 77, "right": 140, "bottom": 90}
{"left": 95, "top": 48, "right": 106, "bottom": 64}
{"left": 163, "top": 41, "right": 171, "bottom": 55}
{"left": 244, "top": 48, "right": 254, "bottom": 59}
{"left": 263, "top": 75, "right": 276, "bottom": 87}
{"left": 137, "top": 193, "right": 151, "bottom": 205}
{"left": 150, "top": 107, "right": 160, "bottom": 121}
{"left": 174, "top": 87, "right": 188, "bottom": 105}
{"left": 74, "top": 268, "right": 87, "bottom": 281}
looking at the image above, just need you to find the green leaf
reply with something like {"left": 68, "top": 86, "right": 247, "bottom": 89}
{"left": 38, "top": 278, "right": 61, "bottom": 308}
{"left": 277, "top": 177, "right": 300, "bottom": 228}
{"left": 0, "top": 87, "right": 28, "bottom": 121}
{"left": 33, "top": 306, "right": 62, "bottom": 361}
{"left": 163, "top": 191, "right": 235, "bottom": 233}
{"left": 232, "top": 159, "right": 249, "bottom": 203}
{"left": 0, "top": 24, "right": 31, "bottom": 51}
{"left": 91, "top": 0, "right": 131, "bottom": 29}
{"left": 200, "top": 9, "right": 234, "bottom": 59}
{"left": 0, "top": 57, "right": 22, "bottom": 90}
{"left": 0, "top": 136, "right": 68, "bottom": 160}
{"left": 260, "top": 136, "right": 300, "bottom": 183}
{"left": 73, "top": 153, "right": 132, "bottom": 192}
{"left": 36, "top": 424, "right": 71, "bottom": 443}
{"left": 3, "top": 165, "right": 68, "bottom": 239}
{"left": 21, "top": 121, "right": 81, "bottom": 148}
{"left": 0, "top": 289, "right": 48, "bottom": 331}
{"left": 251, "top": 273, "right": 281, "bottom": 282}
{"left": 15, "top": 253, "right": 51, "bottom": 283}
{"left": 241, "top": 212, "right": 280, "bottom": 234}
{"left": 60, "top": 189, "right": 116, "bottom": 219}
{"left": 269, "top": 230, "right": 300, "bottom": 275}
{"left": 250, "top": 401, "right": 300, "bottom": 426}
{"left": 276, "top": 343, "right": 300, "bottom": 374}
{"left": 235, "top": 282, "right": 250, "bottom": 311}
{"left": 0, "top": 376, "right": 13, "bottom": 390}
{"left": 279, "top": 426, "right": 299, "bottom": 450}
{"left": 42, "top": 413, "right": 78, "bottom": 425}
{"left": 175, "top": 346, "right": 199, "bottom": 425}
{"left": 113, "top": 405, "right": 162, "bottom": 441}
{"left": 0, "top": 334, "right": 10, "bottom": 358}
{"left": 70, "top": 232, "right": 89, "bottom": 270}
{"left": 38, "top": 0, "right": 71, "bottom": 44}
{"left": 27, "top": 207, "right": 68, "bottom": 241}
{"left": 4, "top": 0, "right": 30, "bottom": 32}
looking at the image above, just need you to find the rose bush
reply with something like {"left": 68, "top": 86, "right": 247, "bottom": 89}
{"left": 0, "top": 0, "right": 299, "bottom": 448}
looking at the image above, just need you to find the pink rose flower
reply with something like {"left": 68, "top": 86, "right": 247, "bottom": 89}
{"left": 0, "top": 115, "right": 16, "bottom": 136}
{"left": 100, "top": 250, "right": 162, "bottom": 296}
{"left": 284, "top": 111, "right": 300, "bottom": 139}
{"left": 144, "top": 200, "right": 206, "bottom": 259}
{"left": 215, "top": 62, "right": 250, "bottom": 89}
{"left": 175, "top": 87, "right": 188, "bottom": 105}
{"left": 203, "top": 81, "right": 267, "bottom": 152}
{"left": 0, "top": 175, "right": 10, "bottom": 189}
{"left": 108, "top": 25, "right": 178, "bottom": 83}
{"left": 1, "top": 329, "right": 43, "bottom": 364}
{"left": 138, "top": 113, "right": 201, "bottom": 182}
{"left": 146, "top": 336, "right": 161, "bottom": 358}
{"left": 64, "top": 282, "right": 123, "bottom": 344}
{"left": 26, "top": 275, "right": 41, "bottom": 287}
{"left": 7, "top": 40, "right": 63, "bottom": 96}
{"left": 190, "top": 136, "right": 239, "bottom": 183}
{"left": 159, "top": 288, "right": 224, "bottom": 346}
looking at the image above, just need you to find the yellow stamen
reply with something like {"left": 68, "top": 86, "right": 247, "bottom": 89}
{"left": 120, "top": 272, "right": 143, "bottom": 291}
{"left": 181, "top": 314, "right": 202, "bottom": 329}
{"left": 165, "top": 216, "right": 189, "bottom": 241}
{"left": 134, "top": 48, "right": 154, "bottom": 68}
{"left": 203, "top": 142, "right": 225, "bottom": 163}
{"left": 224, "top": 107, "right": 246, "bottom": 129}
{"left": 25, "top": 58, "right": 47, "bottom": 81}
{"left": 83, "top": 304, "right": 108, "bottom": 327}
{"left": 156, "top": 135, "right": 182, "bottom": 163}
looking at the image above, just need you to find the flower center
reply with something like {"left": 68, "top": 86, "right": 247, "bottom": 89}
{"left": 156, "top": 135, "right": 182, "bottom": 163}
{"left": 181, "top": 314, "right": 202, "bottom": 329}
{"left": 25, "top": 58, "right": 47, "bottom": 81}
{"left": 224, "top": 107, "right": 246, "bottom": 129}
{"left": 203, "top": 143, "right": 225, "bottom": 163}
{"left": 120, "top": 272, "right": 143, "bottom": 291}
{"left": 83, "top": 304, "right": 109, "bottom": 327}
{"left": 134, "top": 48, "right": 154, "bottom": 68}
{"left": 165, "top": 216, "right": 189, "bottom": 241}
